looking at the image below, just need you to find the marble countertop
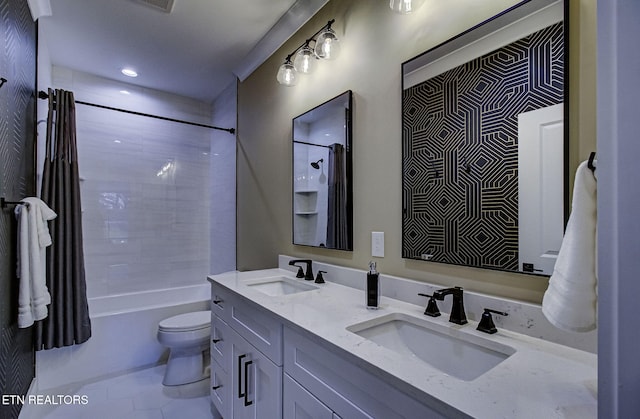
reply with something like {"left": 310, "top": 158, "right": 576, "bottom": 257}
{"left": 208, "top": 268, "right": 597, "bottom": 419}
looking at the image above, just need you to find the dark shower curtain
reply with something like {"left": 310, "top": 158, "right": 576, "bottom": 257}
{"left": 326, "top": 143, "right": 348, "bottom": 249}
{"left": 35, "top": 88, "right": 91, "bottom": 350}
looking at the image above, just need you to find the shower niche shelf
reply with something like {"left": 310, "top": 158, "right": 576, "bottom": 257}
{"left": 294, "top": 189, "right": 318, "bottom": 215}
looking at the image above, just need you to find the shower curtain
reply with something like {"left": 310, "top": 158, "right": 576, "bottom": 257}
{"left": 35, "top": 88, "right": 91, "bottom": 350}
{"left": 326, "top": 143, "right": 349, "bottom": 249}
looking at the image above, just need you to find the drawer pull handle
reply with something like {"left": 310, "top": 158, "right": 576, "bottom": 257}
{"left": 213, "top": 299, "right": 223, "bottom": 304}
{"left": 212, "top": 338, "right": 221, "bottom": 343}
{"left": 212, "top": 384, "right": 222, "bottom": 390}
{"left": 238, "top": 354, "right": 247, "bottom": 399}
{"left": 243, "top": 360, "right": 253, "bottom": 407}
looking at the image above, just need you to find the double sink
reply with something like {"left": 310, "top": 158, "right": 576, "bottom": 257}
{"left": 243, "top": 275, "right": 515, "bottom": 381}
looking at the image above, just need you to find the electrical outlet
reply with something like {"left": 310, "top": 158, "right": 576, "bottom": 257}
{"left": 372, "top": 232, "right": 384, "bottom": 257}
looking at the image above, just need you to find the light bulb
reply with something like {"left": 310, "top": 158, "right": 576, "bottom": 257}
{"left": 314, "top": 28, "right": 340, "bottom": 60}
{"left": 276, "top": 60, "right": 298, "bottom": 86}
{"left": 293, "top": 45, "right": 316, "bottom": 74}
{"left": 389, "top": 0, "right": 424, "bottom": 14}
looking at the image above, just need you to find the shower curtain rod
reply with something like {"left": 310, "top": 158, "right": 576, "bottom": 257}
{"left": 293, "top": 140, "right": 332, "bottom": 149}
{"left": 38, "top": 90, "right": 235, "bottom": 134}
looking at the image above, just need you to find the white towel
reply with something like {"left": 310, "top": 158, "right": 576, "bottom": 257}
{"left": 542, "top": 160, "right": 597, "bottom": 332}
{"left": 15, "top": 197, "right": 57, "bottom": 328}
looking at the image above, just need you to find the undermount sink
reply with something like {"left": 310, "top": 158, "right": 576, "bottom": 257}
{"left": 244, "top": 276, "right": 318, "bottom": 297}
{"left": 346, "top": 313, "right": 515, "bottom": 381}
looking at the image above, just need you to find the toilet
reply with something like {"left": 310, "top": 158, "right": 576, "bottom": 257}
{"left": 157, "top": 310, "right": 212, "bottom": 386}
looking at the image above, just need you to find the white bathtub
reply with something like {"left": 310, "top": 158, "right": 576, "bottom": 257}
{"left": 88, "top": 284, "right": 211, "bottom": 317}
{"left": 35, "top": 283, "right": 211, "bottom": 390}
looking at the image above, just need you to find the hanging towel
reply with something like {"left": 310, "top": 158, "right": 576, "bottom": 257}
{"left": 15, "top": 197, "right": 57, "bottom": 328}
{"left": 542, "top": 160, "right": 597, "bottom": 332}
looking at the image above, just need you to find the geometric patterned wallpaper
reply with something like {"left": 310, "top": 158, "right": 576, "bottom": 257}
{"left": 0, "top": 0, "right": 37, "bottom": 417}
{"left": 402, "top": 22, "right": 564, "bottom": 271}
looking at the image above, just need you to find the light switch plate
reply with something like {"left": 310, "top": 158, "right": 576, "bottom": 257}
{"left": 372, "top": 231, "right": 384, "bottom": 257}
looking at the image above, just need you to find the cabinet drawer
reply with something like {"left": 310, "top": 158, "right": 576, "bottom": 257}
{"left": 211, "top": 283, "right": 230, "bottom": 320}
{"left": 211, "top": 316, "right": 231, "bottom": 373}
{"left": 284, "top": 374, "right": 333, "bottom": 419}
{"left": 284, "top": 327, "right": 451, "bottom": 419}
{"left": 210, "top": 359, "right": 230, "bottom": 419}
{"left": 228, "top": 295, "right": 283, "bottom": 366}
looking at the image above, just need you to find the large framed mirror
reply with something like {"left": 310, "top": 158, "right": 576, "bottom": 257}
{"left": 402, "top": 0, "right": 567, "bottom": 276}
{"left": 293, "top": 90, "right": 353, "bottom": 250}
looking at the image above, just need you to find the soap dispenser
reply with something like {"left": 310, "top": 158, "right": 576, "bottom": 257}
{"left": 366, "top": 261, "right": 379, "bottom": 310}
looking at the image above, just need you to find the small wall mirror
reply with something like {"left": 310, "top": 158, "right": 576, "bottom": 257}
{"left": 293, "top": 90, "right": 353, "bottom": 250}
{"left": 402, "top": 0, "right": 567, "bottom": 275}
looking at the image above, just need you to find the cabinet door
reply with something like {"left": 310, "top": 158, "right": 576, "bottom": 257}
{"left": 231, "top": 328, "right": 282, "bottom": 419}
{"left": 284, "top": 374, "right": 333, "bottom": 419}
{"left": 211, "top": 360, "right": 230, "bottom": 419}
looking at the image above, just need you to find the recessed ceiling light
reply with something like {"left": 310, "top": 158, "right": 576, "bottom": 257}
{"left": 119, "top": 90, "right": 130, "bottom": 95}
{"left": 121, "top": 68, "right": 138, "bottom": 77}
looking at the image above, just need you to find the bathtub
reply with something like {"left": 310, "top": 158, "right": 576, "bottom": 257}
{"left": 35, "top": 283, "right": 211, "bottom": 390}
{"left": 88, "top": 284, "right": 210, "bottom": 317}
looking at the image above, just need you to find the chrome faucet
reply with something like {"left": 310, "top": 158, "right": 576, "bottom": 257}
{"left": 432, "top": 286, "right": 468, "bottom": 325}
{"left": 288, "top": 259, "right": 314, "bottom": 281}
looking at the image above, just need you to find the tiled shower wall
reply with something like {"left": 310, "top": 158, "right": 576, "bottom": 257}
{"left": 48, "top": 67, "right": 232, "bottom": 298}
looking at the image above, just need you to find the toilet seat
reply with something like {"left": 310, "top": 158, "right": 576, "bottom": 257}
{"left": 158, "top": 310, "right": 211, "bottom": 332}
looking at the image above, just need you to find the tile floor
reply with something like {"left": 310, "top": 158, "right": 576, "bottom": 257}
{"left": 19, "top": 365, "right": 214, "bottom": 419}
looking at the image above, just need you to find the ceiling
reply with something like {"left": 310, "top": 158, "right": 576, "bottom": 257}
{"left": 39, "top": 0, "right": 327, "bottom": 103}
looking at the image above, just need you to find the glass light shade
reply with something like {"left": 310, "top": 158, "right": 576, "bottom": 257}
{"left": 293, "top": 46, "right": 316, "bottom": 74}
{"left": 389, "top": 0, "right": 424, "bottom": 14}
{"left": 276, "top": 61, "right": 298, "bottom": 86}
{"left": 314, "top": 28, "right": 340, "bottom": 60}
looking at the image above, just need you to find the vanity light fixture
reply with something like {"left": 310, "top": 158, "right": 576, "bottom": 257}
{"left": 293, "top": 42, "right": 316, "bottom": 75}
{"left": 314, "top": 24, "right": 340, "bottom": 60}
{"left": 276, "top": 57, "right": 298, "bottom": 86}
{"left": 389, "top": 0, "right": 424, "bottom": 14}
{"left": 277, "top": 19, "right": 340, "bottom": 86}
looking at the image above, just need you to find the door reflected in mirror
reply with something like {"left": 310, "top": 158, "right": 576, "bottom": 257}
{"left": 401, "top": 0, "right": 567, "bottom": 276}
{"left": 293, "top": 91, "right": 352, "bottom": 250}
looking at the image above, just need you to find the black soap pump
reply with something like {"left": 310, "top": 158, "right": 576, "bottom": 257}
{"left": 366, "top": 261, "right": 379, "bottom": 310}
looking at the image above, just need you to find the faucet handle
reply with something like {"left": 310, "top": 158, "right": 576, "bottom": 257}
{"left": 292, "top": 265, "right": 304, "bottom": 278}
{"left": 315, "top": 271, "right": 326, "bottom": 284}
{"left": 418, "top": 293, "right": 441, "bottom": 317}
{"left": 477, "top": 308, "right": 508, "bottom": 334}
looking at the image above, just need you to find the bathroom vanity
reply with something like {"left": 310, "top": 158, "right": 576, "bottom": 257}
{"left": 207, "top": 259, "right": 597, "bottom": 418}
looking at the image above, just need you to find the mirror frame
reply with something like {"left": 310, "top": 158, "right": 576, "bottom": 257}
{"left": 292, "top": 90, "right": 353, "bottom": 251}
{"left": 401, "top": 0, "right": 569, "bottom": 276}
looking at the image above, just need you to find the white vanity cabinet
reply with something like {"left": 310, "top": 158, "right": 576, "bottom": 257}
{"left": 210, "top": 283, "right": 283, "bottom": 419}
{"left": 210, "top": 280, "right": 452, "bottom": 419}
{"left": 209, "top": 266, "right": 598, "bottom": 418}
